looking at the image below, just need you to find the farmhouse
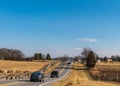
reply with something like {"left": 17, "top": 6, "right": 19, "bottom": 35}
{"left": 107, "top": 58, "right": 112, "bottom": 62}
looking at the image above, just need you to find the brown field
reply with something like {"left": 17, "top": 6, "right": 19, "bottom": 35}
{"left": 52, "top": 62, "right": 120, "bottom": 86}
{"left": 0, "top": 60, "right": 53, "bottom": 73}
{"left": 89, "top": 62, "right": 120, "bottom": 83}
{"left": 96, "top": 62, "right": 120, "bottom": 71}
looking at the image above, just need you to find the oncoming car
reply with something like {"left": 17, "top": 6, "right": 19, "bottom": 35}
{"left": 51, "top": 71, "right": 59, "bottom": 78}
{"left": 30, "top": 72, "right": 44, "bottom": 82}
{"left": 66, "top": 62, "right": 71, "bottom": 65}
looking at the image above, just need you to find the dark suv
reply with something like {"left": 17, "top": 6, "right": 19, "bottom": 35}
{"left": 51, "top": 71, "right": 59, "bottom": 78}
{"left": 30, "top": 72, "right": 44, "bottom": 82}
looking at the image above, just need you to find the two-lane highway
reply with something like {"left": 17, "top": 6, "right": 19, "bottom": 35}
{"left": 0, "top": 61, "right": 72, "bottom": 86}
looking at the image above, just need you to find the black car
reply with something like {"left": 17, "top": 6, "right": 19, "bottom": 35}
{"left": 67, "top": 62, "right": 71, "bottom": 64}
{"left": 51, "top": 71, "right": 59, "bottom": 78}
{"left": 30, "top": 72, "right": 44, "bottom": 82}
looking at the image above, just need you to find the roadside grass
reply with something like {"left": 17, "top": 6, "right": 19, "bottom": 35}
{"left": 52, "top": 62, "right": 120, "bottom": 86}
{"left": 44, "top": 61, "right": 61, "bottom": 74}
{"left": 58, "top": 64, "right": 67, "bottom": 74}
{"left": 44, "top": 61, "right": 67, "bottom": 75}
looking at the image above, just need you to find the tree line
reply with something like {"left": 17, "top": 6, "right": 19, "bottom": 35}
{"left": 0, "top": 48, "right": 52, "bottom": 61}
{"left": 75, "top": 47, "right": 120, "bottom": 70}
{"left": 33, "top": 53, "right": 52, "bottom": 60}
{"left": 0, "top": 48, "right": 25, "bottom": 61}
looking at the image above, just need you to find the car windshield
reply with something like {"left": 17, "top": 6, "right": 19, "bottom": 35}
{"left": 32, "top": 72, "right": 41, "bottom": 76}
{"left": 52, "top": 71, "right": 57, "bottom": 73}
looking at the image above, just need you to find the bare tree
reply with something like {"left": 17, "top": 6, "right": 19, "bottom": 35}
{"left": 81, "top": 47, "right": 92, "bottom": 58}
{"left": 81, "top": 47, "right": 97, "bottom": 64}
{"left": 0, "top": 48, "right": 25, "bottom": 61}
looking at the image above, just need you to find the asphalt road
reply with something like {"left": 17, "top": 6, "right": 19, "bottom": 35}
{"left": 0, "top": 62, "right": 72, "bottom": 86}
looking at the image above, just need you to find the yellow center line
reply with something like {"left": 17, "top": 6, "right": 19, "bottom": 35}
{"left": 0, "top": 82, "right": 22, "bottom": 86}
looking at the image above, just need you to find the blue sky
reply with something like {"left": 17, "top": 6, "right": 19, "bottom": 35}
{"left": 0, "top": 0, "right": 120, "bottom": 57}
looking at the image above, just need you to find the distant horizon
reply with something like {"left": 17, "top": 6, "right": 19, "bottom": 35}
{"left": 0, "top": 0, "right": 120, "bottom": 58}
{"left": 0, "top": 47, "right": 118, "bottom": 58}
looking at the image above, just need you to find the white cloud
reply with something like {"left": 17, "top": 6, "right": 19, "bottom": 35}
{"left": 74, "top": 48, "right": 82, "bottom": 51}
{"left": 78, "top": 38, "right": 98, "bottom": 42}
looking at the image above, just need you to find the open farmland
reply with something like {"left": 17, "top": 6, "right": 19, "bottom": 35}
{"left": 52, "top": 62, "right": 120, "bottom": 86}
{"left": 0, "top": 60, "right": 53, "bottom": 73}
{"left": 96, "top": 62, "right": 120, "bottom": 71}
{"left": 89, "top": 62, "right": 120, "bottom": 83}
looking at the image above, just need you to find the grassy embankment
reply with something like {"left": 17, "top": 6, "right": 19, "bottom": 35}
{"left": 44, "top": 61, "right": 62, "bottom": 74}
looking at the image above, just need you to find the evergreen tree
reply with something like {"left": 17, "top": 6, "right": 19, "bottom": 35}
{"left": 34, "top": 53, "right": 39, "bottom": 60}
{"left": 38, "top": 53, "right": 43, "bottom": 60}
{"left": 46, "top": 53, "right": 52, "bottom": 60}
{"left": 86, "top": 51, "right": 96, "bottom": 70}
{"left": 104, "top": 56, "right": 107, "bottom": 63}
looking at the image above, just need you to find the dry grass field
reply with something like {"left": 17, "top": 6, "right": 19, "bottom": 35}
{"left": 52, "top": 62, "right": 120, "bottom": 86}
{"left": 89, "top": 62, "right": 120, "bottom": 83}
{"left": 96, "top": 62, "right": 120, "bottom": 71}
{"left": 0, "top": 60, "right": 53, "bottom": 73}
